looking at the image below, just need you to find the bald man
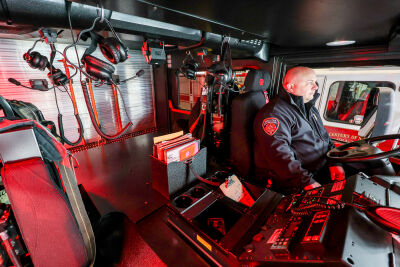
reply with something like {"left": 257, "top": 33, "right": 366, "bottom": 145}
{"left": 253, "top": 66, "right": 344, "bottom": 194}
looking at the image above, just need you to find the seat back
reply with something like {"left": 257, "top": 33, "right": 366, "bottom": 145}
{"left": 230, "top": 70, "right": 271, "bottom": 178}
{"left": 0, "top": 119, "right": 93, "bottom": 267}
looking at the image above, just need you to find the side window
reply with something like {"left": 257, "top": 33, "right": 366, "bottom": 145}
{"left": 324, "top": 81, "right": 395, "bottom": 125}
{"left": 178, "top": 72, "right": 206, "bottom": 110}
{"left": 178, "top": 70, "right": 249, "bottom": 110}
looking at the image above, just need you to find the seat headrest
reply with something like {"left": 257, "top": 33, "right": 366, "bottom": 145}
{"left": 244, "top": 69, "right": 271, "bottom": 92}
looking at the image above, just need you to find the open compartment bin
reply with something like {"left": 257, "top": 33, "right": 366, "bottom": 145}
{"left": 150, "top": 147, "right": 207, "bottom": 199}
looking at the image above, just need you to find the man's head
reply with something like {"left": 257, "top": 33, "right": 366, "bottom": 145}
{"left": 283, "top": 66, "right": 318, "bottom": 103}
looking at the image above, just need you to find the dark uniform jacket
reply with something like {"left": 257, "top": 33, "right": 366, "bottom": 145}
{"left": 253, "top": 89, "right": 335, "bottom": 194}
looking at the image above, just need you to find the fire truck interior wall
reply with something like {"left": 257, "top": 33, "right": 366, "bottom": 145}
{"left": 0, "top": 0, "right": 400, "bottom": 266}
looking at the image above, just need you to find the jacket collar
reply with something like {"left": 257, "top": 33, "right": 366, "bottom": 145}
{"left": 280, "top": 88, "right": 320, "bottom": 106}
{"left": 279, "top": 88, "right": 320, "bottom": 115}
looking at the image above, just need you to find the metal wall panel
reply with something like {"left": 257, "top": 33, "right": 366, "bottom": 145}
{"left": 0, "top": 38, "right": 155, "bottom": 145}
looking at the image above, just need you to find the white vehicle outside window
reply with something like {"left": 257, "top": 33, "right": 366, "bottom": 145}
{"left": 315, "top": 67, "right": 400, "bottom": 147}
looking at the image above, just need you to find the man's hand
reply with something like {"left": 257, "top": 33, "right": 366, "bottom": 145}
{"left": 304, "top": 181, "right": 321, "bottom": 191}
{"left": 329, "top": 166, "right": 345, "bottom": 181}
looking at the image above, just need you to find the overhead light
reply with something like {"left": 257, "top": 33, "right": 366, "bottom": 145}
{"left": 326, "top": 40, "right": 356, "bottom": 46}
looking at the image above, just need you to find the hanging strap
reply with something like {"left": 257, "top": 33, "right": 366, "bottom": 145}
{"left": 189, "top": 85, "right": 208, "bottom": 140}
{"left": 189, "top": 112, "right": 202, "bottom": 134}
{"left": 55, "top": 156, "right": 96, "bottom": 267}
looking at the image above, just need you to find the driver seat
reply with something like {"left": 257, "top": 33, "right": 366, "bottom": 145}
{"left": 230, "top": 69, "right": 271, "bottom": 179}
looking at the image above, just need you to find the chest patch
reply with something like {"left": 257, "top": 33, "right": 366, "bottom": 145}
{"left": 262, "top": 118, "right": 279, "bottom": 136}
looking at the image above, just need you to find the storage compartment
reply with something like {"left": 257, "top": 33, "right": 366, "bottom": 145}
{"left": 150, "top": 147, "right": 207, "bottom": 199}
{"left": 188, "top": 186, "right": 206, "bottom": 198}
{"left": 173, "top": 195, "right": 193, "bottom": 209}
{"left": 193, "top": 198, "right": 244, "bottom": 242}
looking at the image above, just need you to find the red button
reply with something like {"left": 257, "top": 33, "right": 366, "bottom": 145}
{"left": 252, "top": 233, "right": 264, "bottom": 242}
{"left": 312, "top": 235, "right": 319, "bottom": 241}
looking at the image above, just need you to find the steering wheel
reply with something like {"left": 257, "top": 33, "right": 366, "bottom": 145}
{"left": 327, "top": 134, "right": 400, "bottom": 163}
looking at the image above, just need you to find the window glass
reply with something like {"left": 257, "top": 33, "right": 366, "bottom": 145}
{"left": 178, "top": 70, "right": 249, "bottom": 110}
{"left": 324, "top": 81, "right": 395, "bottom": 125}
{"left": 178, "top": 72, "right": 206, "bottom": 110}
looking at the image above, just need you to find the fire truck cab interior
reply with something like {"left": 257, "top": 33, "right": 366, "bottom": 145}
{"left": 0, "top": 0, "right": 400, "bottom": 266}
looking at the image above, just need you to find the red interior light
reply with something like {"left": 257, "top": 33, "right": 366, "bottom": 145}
{"left": 365, "top": 206, "right": 400, "bottom": 235}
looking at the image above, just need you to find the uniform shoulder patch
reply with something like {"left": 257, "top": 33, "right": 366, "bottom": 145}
{"left": 262, "top": 117, "right": 279, "bottom": 136}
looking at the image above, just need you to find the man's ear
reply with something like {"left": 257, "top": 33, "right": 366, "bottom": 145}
{"left": 285, "top": 82, "right": 294, "bottom": 93}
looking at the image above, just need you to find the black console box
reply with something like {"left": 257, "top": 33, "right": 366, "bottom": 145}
{"left": 150, "top": 147, "right": 207, "bottom": 199}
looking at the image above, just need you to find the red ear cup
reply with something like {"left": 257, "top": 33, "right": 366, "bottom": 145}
{"left": 23, "top": 51, "right": 49, "bottom": 71}
{"left": 99, "top": 37, "right": 128, "bottom": 64}
{"left": 81, "top": 54, "right": 115, "bottom": 81}
{"left": 99, "top": 38, "right": 120, "bottom": 64}
{"left": 117, "top": 42, "right": 129, "bottom": 63}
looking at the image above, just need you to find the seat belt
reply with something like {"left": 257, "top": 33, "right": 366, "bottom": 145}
{"left": 55, "top": 156, "right": 96, "bottom": 267}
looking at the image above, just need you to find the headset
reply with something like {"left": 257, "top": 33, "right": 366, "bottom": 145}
{"left": 208, "top": 62, "right": 234, "bottom": 85}
{"left": 23, "top": 39, "right": 68, "bottom": 87}
{"left": 62, "top": 10, "right": 148, "bottom": 140}
{"left": 80, "top": 30, "right": 128, "bottom": 82}
{"left": 63, "top": 13, "right": 141, "bottom": 85}
{"left": 23, "top": 49, "right": 49, "bottom": 71}
{"left": 180, "top": 51, "right": 199, "bottom": 80}
{"left": 215, "top": 38, "right": 235, "bottom": 85}
{"left": 62, "top": 14, "right": 133, "bottom": 140}
{"left": 20, "top": 36, "right": 84, "bottom": 146}
{"left": 204, "top": 40, "right": 235, "bottom": 88}
{"left": 47, "top": 67, "right": 68, "bottom": 86}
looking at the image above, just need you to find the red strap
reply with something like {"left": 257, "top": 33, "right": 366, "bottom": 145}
{"left": 360, "top": 93, "right": 370, "bottom": 116}
{"left": 189, "top": 113, "right": 202, "bottom": 133}
{"left": 168, "top": 100, "right": 191, "bottom": 115}
{"left": 189, "top": 97, "right": 207, "bottom": 134}
{"left": 327, "top": 100, "right": 335, "bottom": 111}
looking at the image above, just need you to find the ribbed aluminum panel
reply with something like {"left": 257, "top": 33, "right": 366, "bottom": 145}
{"left": 0, "top": 38, "right": 155, "bottom": 145}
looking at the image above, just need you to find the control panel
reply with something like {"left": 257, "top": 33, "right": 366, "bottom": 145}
{"left": 239, "top": 173, "right": 399, "bottom": 266}
{"left": 168, "top": 173, "right": 400, "bottom": 266}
